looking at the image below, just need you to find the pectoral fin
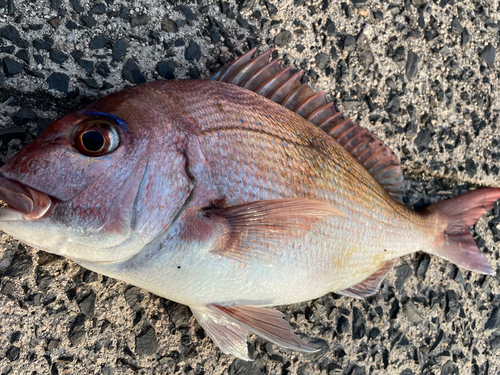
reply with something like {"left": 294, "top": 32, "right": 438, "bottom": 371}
{"left": 205, "top": 198, "right": 343, "bottom": 264}
{"left": 191, "top": 304, "right": 317, "bottom": 360}
{"left": 337, "top": 259, "right": 397, "bottom": 298}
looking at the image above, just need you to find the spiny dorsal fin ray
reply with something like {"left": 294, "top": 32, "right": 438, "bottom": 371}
{"left": 210, "top": 50, "right": 406, "bottom": 203}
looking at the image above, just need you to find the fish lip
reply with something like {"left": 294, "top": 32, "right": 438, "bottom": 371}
{"left": 0, "top": 174, "right": 53, "bottom": 221}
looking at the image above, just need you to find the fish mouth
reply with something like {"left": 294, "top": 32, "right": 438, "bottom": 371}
{"left": 0, "top": 174, "right": 52, "bottom": 221}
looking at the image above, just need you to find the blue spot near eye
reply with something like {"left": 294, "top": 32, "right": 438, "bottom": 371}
{"left": 83, "top": 111, "right": 127, "bottom": 130}
{"left": 278, "top": 119, "right": 282, "bottom": 122}
{"left": 239, "top": 119, "right": 243, "bottom": 122}
{"left": 283, "top": 142, "right": 287, "bottom": 146}
{"left": 257, "top": 122, "right": 262, "bottom": 126}
{"left": 335, "top": 166, "right": 339, "bottom": 170}
{"left": 216, "top": 100, "right": 220, "bottom": 103}
{"left": 296, "top": 132, "right": 299, "bottom": 135}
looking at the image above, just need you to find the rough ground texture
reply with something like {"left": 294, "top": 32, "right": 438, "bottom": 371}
{"left": 0, "top": 0, "right": 499, "bottom": 374}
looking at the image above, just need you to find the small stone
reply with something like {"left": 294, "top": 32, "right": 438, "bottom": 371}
{"left": 4, "top": 253, "right": 32, "bottom": 277}
{"left": 157, "top": 61, "right": 176, "bottom": 79}
{"left": 80, "top": 15, "right": 96, "bottom": 27}
{"left": 417, "top": 254, "right": 431, "bottom": 280}
{"left": 403, "top": 301, "right": 423, "bottom": 323}
{"left": 78, "top": 59, "right": 94, "bottom": 75}
{"left": 71, "top": 50, "right": 84, "bottom": 61}
{"left": 315, "top": 52, "right": 329, "bottom": 70}
{"left": 79, "top": 292, "right": 96, "bottom": 318}
{"left": 265, "top": 1, "right": 278, "bottom": 16}
{"left": 0, "top": 46, "right": 15, "bottom": 54}
{"left": 122, "top": 59, "right": 146, "bottom": 84}
{"left": 445, "top": 290, "right": 461, "bottom": 320}
{"left": 32, "top": 39, "right": 53, "bottom": 50}
{"left": 337, "top": 315, "right": 349, "bottom": 333}
{"left": 9, "top": 331, "right": 20, "bottom": 344}
{"left": 47, "top": 72, "right": 70, "bottom": 92}
{"left": 49, "top": 18, "right": 61, "bottom": 28}
{"left": 15, "top": 49, "right": 29, "bottom": 63}
{"left": 130, "top": 14, "right": 149, "bottom": 27}
{"left": 49, "top": 49, "right": 68, "bottom": 63}
{"left": 5, "top": 346, "right": 20, "bottom": 361}
{"left": 274, "top": 30, "right": 292, "bottom": 47}
{"left": 480, "top": 44, "right": 495, "bottom": 68}
{"left": 352, "top": 307, "right": 366, "bottom": 339}
{"left": 135, "top": 326, "right": 158, "bottom": 356}
{"left": 89, "top": 34, "right": 111, "bottom": 50}
{"left": 161, "top": 16, "right": 178, "bottom": 33}
{"left": 461, "top": 28, "right": 470, "bottom": 47}
{"left": 489, "top": 332, "right": 500, "bottom": 353}
{"left": 228, "top": 359, "right": 265, "bottom": 375}
{"left": 324, "top": 18, "right": 336, "bottom": 35}
{"left": 70, "top": 0, "right": 84, "bottom": 13}
{"left": 406, "top": 50, "right": 419, "bottom": 80}
{"left": 112, "top": 39, "right": 127, "bottom": 61}
{"left": 12, "top": 108, "right": 37, "bottom": 126}
{"left": 414, "top": 128, "right": 431, "bottom": 151}
{"left": 185, "top": 40, "right": 201, "bottom": 61}
{"left": 3, "top": 57, "right": 24, "bottom": 76}
{"left": 96, "top": 62, "right": 110, "bottom": 78}
{"left": 465, "top": 158, "right": 476, "bottom": 177}
{"left": 0, "top": 71, "right": 5, "bottom": 84}
{"left": 1, "top": 25, "right": 20, "bottom": 44}
{"left": 441, "top": 360, "right": 458, "bottom": 375}
{"left": 91, "top": 3, "right": 106, "bottom": 14}
{"left": 485, "top": 307, "right": 500, "bottom": 330}
{"left": 66, "top": 21, "right": 78, "bottom": 30}
{"left": 174, "top": 5, "right": 198, "bottom": 21}
{"left": 373, "top": 10, "right": 383, "bottom": 20}
{"left": 385, "top": 94, "right": 400, "bottom": 115}
{"left": 395, "top": 263, "right": 412, "bottom": 290}
{"left": 343, "top": 35, "right": 356, "bottom": 52}
{"left": 124, "top": 286, "right": 143, "bottom": 311}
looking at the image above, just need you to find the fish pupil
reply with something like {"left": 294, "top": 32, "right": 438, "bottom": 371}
{"left": 82, "top": 131, "right": 105, "bottom": 152}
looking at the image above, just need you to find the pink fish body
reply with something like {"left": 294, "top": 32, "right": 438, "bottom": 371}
{"left": 0, "top": 50, "right": 498, "bottom": 359}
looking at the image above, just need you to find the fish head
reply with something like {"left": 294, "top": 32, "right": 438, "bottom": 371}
{"left": 0, "top": 83, "right": 194, "bottom": 264}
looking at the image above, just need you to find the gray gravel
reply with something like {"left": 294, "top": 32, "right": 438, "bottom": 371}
{"left": 1, "top": 0, "right": 500, "bottom": 374}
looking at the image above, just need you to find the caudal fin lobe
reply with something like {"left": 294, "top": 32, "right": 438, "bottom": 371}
{"left": 429, "top": 188, "right": 500, "bottom": 275}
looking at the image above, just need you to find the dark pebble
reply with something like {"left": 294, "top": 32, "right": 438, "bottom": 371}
{"left": 373, "top": 10, "right": 383, "bottom": 20}
{"left": 15, "top": 49, "right": 29, "bottom": 63}
{"left": 78, "top": 59, "right": 94, "bottom": 75}
{"left": 441, "top": 360, "right": 458, "bottom": 375}
{"left": 71, "top": 50, "right": 84, "bottom": 61}
{"left": 82, "top": 270, "right": 98, "bottom": 283}
{"left": 274, "top": 30, "right": 292, "bottom": 47}
{"left": 32, "top": 39, "right": 53, "bottom": 50}
{"left": 0, "top": 25, "right": 20, "bottom": 44}
{"left": 337, "top": 315, "right": 349, "bottom": 333}
{"left": 324, "top": 18, "right": 336, "bottom": 35}
{"left": 29, "top": 24, "right": 44, "bottom": 31}
{"left": 79, "top": 291, "right": 96, "bottom": 318}
{"left": 465, "top": 158, "right": 477, "bottom": 177}
{"left": 489, "top": 332, "right": 500, "bottom": 353}
{"left": 157, "top": 61, "right": 176, "bottom": 79}
{"left": 5, "top": 346, "right": 20, "bottom": 362}
{"left": 166, "top": 303, "right": 191, "bottom": 329}
{"left": 265, "top": 1, "right": 278, "bottom": 16}
{"left": 0, "top": 46, "right": 15, "bottom": 54}
{"left": 3, "top": 57, "right": 24, "bottom": 76}
{"left": 122, "top": 59, "right": 146, "bottom": 84}
{"left": 185, "top": 40, "right": 201, "bottom": 61}
{"left": 124, "top": 286, "right": 143, "bottom": 312}
{"left": 161, "top": 16, "right": 178, "bottom": 33}
{"left": 0, "top": 127, "right": 26, "bottom": 145}
{"left": 66, "top": 20, "right": 78, "bottom": 30}
{"left": 445, "top": 290, "right": 462, "bottom": 320}
{"left": 96, "top": 62, "right": 110, "bottom": 78}
{"left": 480, "top": 44, "right": 496, "bottom": 68}
{"left": 70, "top": 0, "right": 83, "bottom": 13}
{"left": 343, "top": 35, "right": 356, "bottom": 52}
{"left": 389, "top": 299, "right": 400, "bottom": 319}
{"left": 385, "top": 93, "right": 400, "bottom": 115}
{"left": 485, "top": 306, "right": 500, "bottom": 330}
{"left": 130, "top": 14, "right": 149, "bottom": 27}
{"left": 0, "top": 71, "right": 4, "bottom": 84}
{"left": 91, "top": 3, "right": 106, "bottom": 14}
{"left": 228, "top": 359, "right": 265, "bottom": 375}
{"left": 112, "top": 38, "right": 127, "bottom": 61}
{"left": 80, "top": 15, "right": 96, "bottom": 27}
{"left": 4, "top": 253, "right": 33, "bottom": 277}
{"left": 49, "top": 49, "right": 68, "bottom": 63}
{"left": 406, "top": 50, "right": 419, "bottom": 80}
{"left": 68, "top": 330, "right": 86, "bottom": 346}
{"left": 47, "top": 72, "right": 69, "bottom": 92}
{"left": 461, "top": 28, "right": 470, "bottom": 47}
{"left": 414, "top": 128, "right": 431, "bottom": 151}
{"left": 135, "top": 326, "right": 158, "bottom": 356}
{"left": 174, "top": 5, "right": 198, "bottom": 21}
{"left": 12, "top": 108, "right": 37, "bottom": 125}
{"left": 89, "top": 34, "right": 111, "bottom": 49}
{"left": 417, "top": 254, "right": 431, "bottom": 280}
{"left": 175, "top": 39, "right": 185, "bottom": 46}
{"left": 9, "top": 331, "right": 21, "bottom": 344}
{"left": 395, "top": 263, "right": 413, "bottom": 290}
{"left": 315, "top": 52, "right": 329, "bottom": 70}
{"left": 352, "top": 307, "right": 366, "bottom": 339}
{"left": 451, "top": 16, "right": 463, "bottom": 34}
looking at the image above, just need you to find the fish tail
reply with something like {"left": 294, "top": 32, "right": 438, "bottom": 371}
{"left": 428, "top": 188, "right": 500, "bottom": 275}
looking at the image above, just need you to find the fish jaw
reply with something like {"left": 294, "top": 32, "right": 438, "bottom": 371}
{"left": 0, "top": 174, "right": 52, "bottom": 220}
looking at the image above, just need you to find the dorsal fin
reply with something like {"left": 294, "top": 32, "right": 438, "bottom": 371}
{"left": 210, "top": 50, "right": 406, "bottom": 203}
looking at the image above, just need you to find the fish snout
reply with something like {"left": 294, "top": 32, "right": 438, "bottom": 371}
{"left": 0, "top": 175, "right": 52, "bottom": 220}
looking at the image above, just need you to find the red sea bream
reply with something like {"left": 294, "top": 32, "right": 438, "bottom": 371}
{"left": 0, "top": 49, "right": 498, "bottom": 359}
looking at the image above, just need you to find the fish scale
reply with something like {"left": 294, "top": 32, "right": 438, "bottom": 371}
{"left": 0, "top": 51, "right": 497, "bottom": 360}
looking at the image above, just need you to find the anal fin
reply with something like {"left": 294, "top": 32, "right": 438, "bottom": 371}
{"left": 191, "top": 304, "right": 317, "bottom": 360}
{"left": 337, "top": 259, "right": 397, "bottom": 298}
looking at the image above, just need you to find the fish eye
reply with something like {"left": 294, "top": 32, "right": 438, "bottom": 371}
{"left": 73, "top": 118, "right": 120, "bottom": 156}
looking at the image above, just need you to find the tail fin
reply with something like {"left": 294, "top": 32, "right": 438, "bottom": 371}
{"left": 428, "top": 188, "right": 500, "bottom": 275}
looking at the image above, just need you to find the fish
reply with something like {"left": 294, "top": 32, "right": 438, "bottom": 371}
{"left": 0, "top": 48, "right": 498, "bottom": 360}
